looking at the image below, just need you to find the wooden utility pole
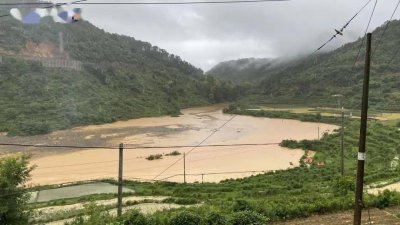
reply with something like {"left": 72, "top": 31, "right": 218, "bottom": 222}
{"left": 341, "top": 107, "right": 345, "bottom": 176}
{"left": 117, "top": 143, "right": 124, "bottom": 217}
{"left": 183, "top": 152, "right": 186, "bottom": 184}
{"left": 353, "top": 33, "right": 372, "bottom": 225}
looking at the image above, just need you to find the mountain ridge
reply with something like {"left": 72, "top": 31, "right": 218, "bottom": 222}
{"left": 0, "top": 15, "right": 244, "bottom": 136}
{"left": 208, "top": 20, "right": 400, "bottom": 110}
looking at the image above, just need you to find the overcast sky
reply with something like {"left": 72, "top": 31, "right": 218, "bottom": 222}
{"left": 75, "top": 0, "right": 399, "bottom": 71}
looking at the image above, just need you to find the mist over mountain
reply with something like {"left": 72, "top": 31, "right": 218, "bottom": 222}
{"left": 207, "top": 58, "right": 278, "bottom": 83}
{"left": 209, "top": 20, "right": 400, "bottom": 110}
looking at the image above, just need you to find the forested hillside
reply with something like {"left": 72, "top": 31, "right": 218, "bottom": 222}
{"left": 207, "top": 58, "right": 279, "bottom": 83}
{"left": 0, "top": 14, "right": 245, "bottom": 136}
{"left": 209, "top": 20, "right": 400, "bottom": 110}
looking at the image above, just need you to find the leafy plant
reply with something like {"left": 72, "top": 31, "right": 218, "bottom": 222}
{"left": 0, "top": 154, "right": 34, "bottom": 225}
{"left": 169, "top": 211, "right": 202, "bottom": 225}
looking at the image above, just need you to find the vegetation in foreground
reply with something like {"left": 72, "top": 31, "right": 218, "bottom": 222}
{"left": 1, "top": 107, "right": 395, "bottom": 224}
{"left": 0, "top": 154, "right": 34, "bottom": 225}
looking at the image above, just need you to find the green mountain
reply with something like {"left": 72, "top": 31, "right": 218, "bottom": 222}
{"left": 207, "top": 58, "right": 279, "bottom": 83}
{"left": 0, "top": 15, "right": 243, "bottom": 136}
{"left": 209, "top": 20, "right": 400, "bottom": 110}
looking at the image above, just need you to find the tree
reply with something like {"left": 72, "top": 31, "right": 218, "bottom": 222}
{"left": 169, "top": 211, "right": 202, "bottom": 225}
{"left": 0, "top": 154, "right": 34, "bottom": 225}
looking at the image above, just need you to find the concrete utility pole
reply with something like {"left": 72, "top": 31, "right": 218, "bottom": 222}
{"left": 341, "top": 107, "right": 345, "bottom": 176}
{"left": 117, "top": 143, "right": 124, "bottom": 217}
{"left": 353, "top": 33, "right": 372, "bottom": 225}
{"left": 183, "top": 152, "right": 186, "bottom": 184}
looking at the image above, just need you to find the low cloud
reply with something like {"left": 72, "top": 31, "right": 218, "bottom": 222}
{"left": 72, "top": 0, "right": 400, "bottom": 70}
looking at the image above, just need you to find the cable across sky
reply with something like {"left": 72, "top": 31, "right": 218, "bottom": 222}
{"left": 313, "top": 0, "right": 373, "bottom": 53}
{"left": 0, "top": 0, "right": 289, "bottom": 6}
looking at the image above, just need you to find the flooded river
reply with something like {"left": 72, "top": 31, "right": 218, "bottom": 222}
{"left": 1, "top": 105, "right": 337, "bottom": 185}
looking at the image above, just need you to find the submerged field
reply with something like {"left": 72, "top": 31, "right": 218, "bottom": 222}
{"left": 3, "top": 105, "right": 335, "bottom": 185}
{"left": 16, "top": 104, "right": 400, "bottom": 224}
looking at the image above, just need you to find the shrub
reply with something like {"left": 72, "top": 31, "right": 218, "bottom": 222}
{"left": 165, "top": 151, "right": 181, "bottom": 156}
{"left": 67, "top": 203, "right": 113, "bottom": 225}
{"left": 233, "top": 199, "right": 254, "bottom": 212}
{"left": 122, "top": 210, "right": 149, "bottom": 225}
{"left": 205, "top": 212, "right": 228, "bottom": 225}
{"left": 229, "top": 211, "right": 268, "bottom": 225}
{"left": 146, "top": 154, "right": 163, "bottom": 161}
{"left": 332, "top": 176, "right": 355, "bottom": 196}
{"left": 8, "top": 121, "right": 51, "bottom": 136}
{"left": 0, "top": 154, "right": 34, "bottom": 225}
{"left": 375, "top": 190, "right": 396, "bottom": 209}
{"left": 169, "top": 211, "right": 202, "bottom": 225}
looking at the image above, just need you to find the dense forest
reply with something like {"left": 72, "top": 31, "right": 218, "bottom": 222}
{"left": 0, "top": 14, "right": 248, "bottom": 136}
{"left": 208, "top": 20, "right": 400, "bottom": 110}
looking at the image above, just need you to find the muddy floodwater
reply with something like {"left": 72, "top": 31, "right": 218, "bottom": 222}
{"left": 0, "top": 105, "right": 337, "bottom": 185}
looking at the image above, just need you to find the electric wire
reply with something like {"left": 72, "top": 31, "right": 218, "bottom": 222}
{"left": 18, "top": 142, "right": 280, "bottom": 171}
{"left": 0, "top": 0, "right": 87, "bottom": 18}
{"left": 388, "top": 47, "right": 400, "bottom": 64}
{"left": 152, "top": 115, "right": 236, "bottom": 180}
{"left": 313, "top": 0, "right": 373, "bottom": 54}
{"left": 372, "top": 0, "right": 400, "bottom": 57}
{"left": 0, "top": 142, "right": 280, "bottom": 150}
{"left": 158, "top": 170, "right": 267, "bottom": 181}
{"left": 0, "top": 0, "right": 288, "bottom": 6}
{"left": 0, "top": 169, "right": 269, "bottom": 198}
{"left": 353, "top": 0, "right": 378, "bottom": 66}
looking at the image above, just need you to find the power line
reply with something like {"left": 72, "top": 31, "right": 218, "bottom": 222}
{"left": 0, "top": 142, "right": 116, "bottom": 149}
{"left": 22, "top": 142, "right": 279, "bottom": 171}
{"left": 388, "top": 46, "right": 400, "bottom": 64}
{"left": 313, "top": 0, "right": 373, "bottom": 53}
{"left": 124, "top": 142, "right": 280, "bottom": 149}
{"left": 372, "top": 0, "right": 400, "bottom": 57}
{"left": 152, "top": 115, "right": 237, "bottom": 180}
{"left": 353, "top": 0, "right": 377, "bottom": 66}
{"left": 0, "top": 0, "right": 288, "bottom": 6}
{"left": 75, "top": 0, "right": 288, "bottom": 4}
{"left": 0, "top": 142, "right": 280, "bottom": 150}
{"left": 0, "top": 169, "right": 269, "bottom": 198}
{"left": 158, "top": 170, "right": 267, "bottom": 181}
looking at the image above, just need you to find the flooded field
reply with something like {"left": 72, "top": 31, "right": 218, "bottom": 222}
{"left": 0, "top": 105, "right": 337, "bottom": 185}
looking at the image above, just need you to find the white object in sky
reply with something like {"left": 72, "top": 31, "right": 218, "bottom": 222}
{"left": 10, "top": 2, "right": 82, "bottom": 24}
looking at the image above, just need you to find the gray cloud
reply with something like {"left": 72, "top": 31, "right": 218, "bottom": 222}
{"left": 71, "top": 0, "right": 399, "bottom": 70}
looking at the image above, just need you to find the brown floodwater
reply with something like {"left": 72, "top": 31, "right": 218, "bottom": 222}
{"left": 5, "top": 105, "right": 337, "bottom": 185}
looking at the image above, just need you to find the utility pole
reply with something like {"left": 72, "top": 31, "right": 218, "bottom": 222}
{"left": 341, "top": 107, "right": 345, "bottom": 176}
{"left": 353, "top": 33, "right": 372, "bottom": 225}
{"left": 183, "top": 152, "right": 186, "bottom": 184}
{"left": 58, "top": 32, "right": 64, "bottom": 54}
{"left": 117, "top": 143, "right": 124, "bottom": 217}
